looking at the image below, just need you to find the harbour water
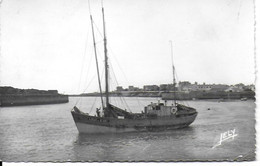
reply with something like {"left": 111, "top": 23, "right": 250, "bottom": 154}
{"left": 0, "top": 97, "right": 255, "bottom": 161}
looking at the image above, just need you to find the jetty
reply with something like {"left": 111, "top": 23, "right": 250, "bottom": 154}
{"left": 0, "top": 86, "right": 69, "bottom": 107}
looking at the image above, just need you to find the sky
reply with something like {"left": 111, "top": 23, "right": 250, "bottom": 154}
{"left": 0, "top": 0, "right": 256, "bottom": 94}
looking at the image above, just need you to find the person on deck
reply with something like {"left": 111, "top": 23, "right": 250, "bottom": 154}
{"left": 96, "top": 108, "right": 101, "bottom": 117}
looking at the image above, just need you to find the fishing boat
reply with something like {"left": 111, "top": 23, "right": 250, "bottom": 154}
{"left": 71, "top": 6, "right": 198, "bottom": 134}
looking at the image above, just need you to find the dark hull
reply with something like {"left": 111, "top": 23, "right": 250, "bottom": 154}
{"left": 71, "top": 110, "right": 198, "bottom": 133}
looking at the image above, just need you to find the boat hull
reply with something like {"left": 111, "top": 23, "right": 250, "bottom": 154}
{"left": 71, "top": 111, "right": 197, "bottom": 134}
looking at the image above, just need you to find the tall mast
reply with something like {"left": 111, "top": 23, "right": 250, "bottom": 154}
{"left": 102, "top": 7, "right": 109, "bottom": 108}
{"left": 170, "top": 41, "right": 177, "bottom": 106}
{"left": 90, "top": 15, "right": 104, "bottom": 110}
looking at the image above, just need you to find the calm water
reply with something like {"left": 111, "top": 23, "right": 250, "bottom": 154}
{"left": 0, "top": 97, "right": 255, "bottom": 161}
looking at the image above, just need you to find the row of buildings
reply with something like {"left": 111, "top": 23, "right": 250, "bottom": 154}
{"left": 115, "top": 82, "right": 255, "bottom": 93}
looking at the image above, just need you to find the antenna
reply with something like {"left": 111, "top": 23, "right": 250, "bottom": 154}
{"left": 170, "top": 40, "right": 174, "bottom": 69}
{"left": 169, "top": 40, "right": 177, "bottom": 106}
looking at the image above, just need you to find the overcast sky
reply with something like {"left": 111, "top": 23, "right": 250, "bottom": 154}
{"left": 0, "top": 0, "right": 255, "bottom": 94}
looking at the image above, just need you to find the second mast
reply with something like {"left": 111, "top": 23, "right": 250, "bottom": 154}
{"left": 102, "top": 7, "right": 109, "bottom": 108}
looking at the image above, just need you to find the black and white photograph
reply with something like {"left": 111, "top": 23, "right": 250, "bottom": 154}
{"left": 0, "top": 0, "right": 257, "bottom": 163}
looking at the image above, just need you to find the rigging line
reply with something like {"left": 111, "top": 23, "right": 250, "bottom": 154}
{"left": 122, "top": 97, "right": 132, "bottom": 112}
{"left": 110, "top": 93, "right": 116, "bottom": 105}
{"left": 74, "top": 95, "right": 83, "bottom": 107}
{"left": 107, "top": 44, "right": 142, "bottom": 111}
{"left": 96, "top": 46, "right": 105, "bottom": 62}
{"left": 75, "top": 74, "right": 97, "bottom": 106}
{"left": 110, "top": 87, "right": 119, "bottom": 107}
{"left": 81, "top": 27, "right": 96, "bottom": 94}
{"left": 77, "top": 23, "right": 91, "bottom": 93}
{"left": 110, "top": 79, "right": 127, "bottom": 111}
{"left": 109, "top": 75, "right": 124, "bottom": 107}
{"left": 90, "top": 19, "right": 105, "bottom": 62}
{"left": 107, "top": 50, "right": 134, "bottom": 109}
{"left": 118, "top": 92, "right": 132, "bottom": 112}
{"left": 89, "top": 96, "right": 98, "bottom": 114}
{"left": 109, "top": 60, "right": 119, "bottom": 88}
{"left": 93, "top": 19, "right": 104, "bottom": 38}
{"left": 117, "top": 93, "right": 131, "bottom": 112}
{"left": 90, "top": 8, "right": 135, "bottom": 112}
{"left": 119, "top": 96, "right": 127, "bottom": 111}
{"left": 82, "top": 74, "right": 97, "bottom": 93}
{"left": 81, "top": 48, "right": 94, "bottom": 92}
{"left": 137, "top": 98, "right": 146, "bottom": 108}
{"left": 107, "top": 45, "right": 130, "bottom": 83}
{"left": 81, "top": 43, "right": 104, "bottom": 95}
{"left": 108, "top": 62, "right": 122, "bottom": 99}
{"left": 100, "top": 64, "right": 105, "bottom": 84}
{"left": 100, "top": 35, "right": 136, "bottom": 112}
{"left": 75, "top": 35, "right": 91, "bottom": 105}
{"left": 74, "top": 96, "right": 82, "bottom": 106}
{"left": 109, "top": 61, "right": 131, "bottom": 112}
{"left": 95, "top": 40, "right": 104, "bottom": 45}
{"left": 90, "top": 14, "right": 105, "bottom": 110}
{"left": 99, "top": 65, "right": 105, "bottom": 102}
{"left": 118, "top": 96, "right": 124, "bottom": 108}
{"left": 93, "top": 18, "right": 135, "bottom": 110}
{"left": 89, "top": 7, "right": 145, "bottom": 112}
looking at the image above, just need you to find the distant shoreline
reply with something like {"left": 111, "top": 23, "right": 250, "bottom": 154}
{"left": 69, "top": 90, "right": 255, "bottom": 100}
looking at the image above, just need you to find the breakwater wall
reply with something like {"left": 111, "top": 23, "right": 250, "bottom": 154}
{"left": 0, "top": 94, "right": 69, "bottom": 107}
{"left": 0, "top": 86, "right": 69, "bottom": 107}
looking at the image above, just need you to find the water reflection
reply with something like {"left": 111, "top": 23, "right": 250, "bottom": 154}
{"left": 72, "top": 127, "right": 196, "bottom": 161}
{"left": 75, "top": 127, "right": 196, "bottom": 144}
